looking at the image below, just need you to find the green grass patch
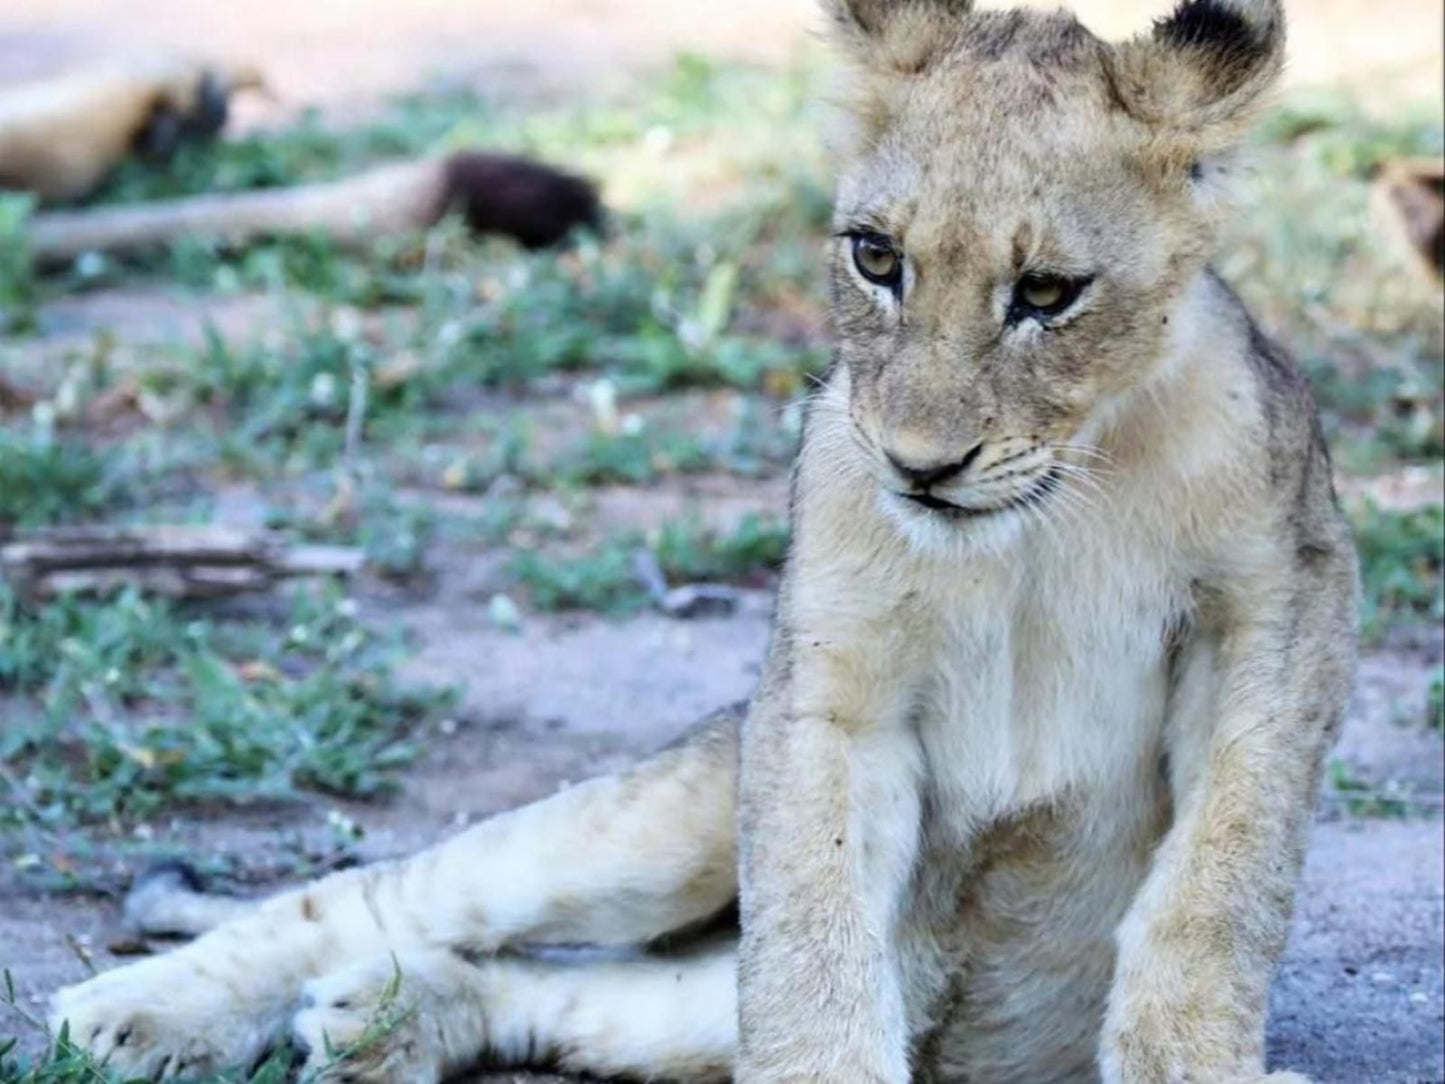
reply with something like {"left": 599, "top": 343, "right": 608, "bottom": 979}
{"left": 508, "top": 539, "right": 648, "bottom": 614}
{"left": 90, "top": 91, "right": 497, "bottom": 206}
{"left": 552, "top": 427, "right": 713, "bottom": 486}
{"left": 654, "top": 513, "right": 789, "bottom": 584}
{"left": 0, "top": 425, "right": 124, "bottom": 530}
{"left": 0, "top": 193, "right": 36, "bottom": 333}
{"left": 1230, "top": 90, "right": 1443, "bottom": 471}
{"left": 509, "top": 513, "right": 789, "bottom": 613}
{"left": 2, "top": 1025, "right": 316, "bottom": 1084}
{"left": 267, "top": 489, "right": 439, "bottom": 581}
{"left": 1352, "top": 502, "right": 1445, "bottom": 643}
{"left": 1, "top": 967, "right": 403, "bottom": 1084}
{"left": 1326, "top": 759, "right": 1413, "bottom": 819}
{"left": 1256, "top": 90, "right": 1443, "bottom": 178}
{"left": 0, "top": 584, "right": 452, "bottom": 828}
{"left": 427, "top": 233, "right": 823, "bottom": 397}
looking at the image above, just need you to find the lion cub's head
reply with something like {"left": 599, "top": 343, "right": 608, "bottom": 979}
{"left": 824, "top": 0, "right": 1283, "bottom": 527}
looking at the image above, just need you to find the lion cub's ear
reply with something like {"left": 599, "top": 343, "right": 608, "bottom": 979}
{"left": 821, "top": 0, "right": 974, "bottom": 73}
{"left": 1109, "top": 0, "right": 1285, "bottom": 147}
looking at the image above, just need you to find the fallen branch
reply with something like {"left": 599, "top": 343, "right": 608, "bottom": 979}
{"left": 0, "top": 524, "right": 363, "bottom": 601}
{"left": 28, "top": 152, "right": 603, "bottom": 267}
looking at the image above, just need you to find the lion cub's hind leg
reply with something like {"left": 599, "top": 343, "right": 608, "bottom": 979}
{"left": 51, "top": 709, "right": 742, "bottom": 1079}
{"left": 293, "top": 943, "right": 738, "bottom": 1083}
{"left": 122, "top": 707, "right": 743, "bottom": 951}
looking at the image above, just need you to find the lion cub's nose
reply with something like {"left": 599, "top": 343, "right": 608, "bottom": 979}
{"left": 885, "top": 441, "right": 984, "bottom": 489}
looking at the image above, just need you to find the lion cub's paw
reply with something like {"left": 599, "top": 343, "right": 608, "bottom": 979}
{"left": 292, "top": 955, "right": 448, "bottom": 1084}
{"left": 50, "top": 956, "right": 273, "bottom": 1079}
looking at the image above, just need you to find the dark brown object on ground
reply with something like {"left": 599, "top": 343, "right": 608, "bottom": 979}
{"left": 26, "top": 151, "right": 603, "bottom": 266}
{"left": 443, "top": 152, "right": 603, "bottom": 249}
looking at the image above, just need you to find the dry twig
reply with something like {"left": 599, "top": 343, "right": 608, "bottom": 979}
{"left": 0, "top": 524, "right": 363, "bottom": 601}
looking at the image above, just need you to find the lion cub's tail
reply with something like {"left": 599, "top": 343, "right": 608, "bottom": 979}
{"left": 121, "top": 860, "right": 260, "bottom": 939}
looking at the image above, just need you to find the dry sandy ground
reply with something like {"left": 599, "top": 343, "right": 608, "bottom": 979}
{"left": 0, "top": 0, "right": 1440, "bottom": 106}
{"left": 0, "top": 0, "right": 1442, "bottom": 1080}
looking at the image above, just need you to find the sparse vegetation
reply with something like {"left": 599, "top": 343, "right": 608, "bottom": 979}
{"left": 0, "top": 426, "right": 122, "bottom": 529}
{"left": 0, "top": 584, "right": 452, "bottom": 828}
{"left": 0, "top": 194, "right": 36, "bottom": 333}
{"left": 2, "top": 966, "right": 401, "bottom": 1084}
{"left": 1325, "top": 758, "right": 1415, "bottom": 819}
{"left": 0, "top": 59, "right": 1438, "bottom": 829}
{"left": 653, "top": 513, "right": 789, "bottom": 584}
{"left": 509, "top": 513, "right": 789, "bottom": 612}
{"left": 552, "top": 426, "right": 714, "bottom": 486}
{"left": 1352, "top": 502, "right": 1445, "bottom": 643}
{"left": 509, "top": 538, "right": 648, "bottom": 614}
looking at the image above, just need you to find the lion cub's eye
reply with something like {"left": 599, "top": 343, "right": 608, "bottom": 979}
{"left": 851, "top": 234, "right": 903, "bottom": 291}
{"left": 1011, "top": 273, "right": 1092, "bottom": 323}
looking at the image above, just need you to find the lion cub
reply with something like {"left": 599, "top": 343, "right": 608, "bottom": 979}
{"left": 51, "top": 1, "right": 1356, "bottom": 1081}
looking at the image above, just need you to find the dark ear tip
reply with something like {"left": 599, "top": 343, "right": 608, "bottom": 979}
{"left": 1144, "top": 0, "right": 1283, "bottom": 106}
{"left": 1153, "top": 0, "right": 1280, "bottom": 52}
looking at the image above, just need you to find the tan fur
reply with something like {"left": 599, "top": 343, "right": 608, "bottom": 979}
{"left": 50, "top": 3, "right": 1356, "bottom": 1082}
{"left": 0, "top": 56, "right": 263, "bottom": 203}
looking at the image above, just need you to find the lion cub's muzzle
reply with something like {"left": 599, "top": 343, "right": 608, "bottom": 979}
{"left": 881, "top": 435, "right": 1061, "bottom": 519}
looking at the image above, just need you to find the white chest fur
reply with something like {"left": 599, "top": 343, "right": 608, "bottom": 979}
{"left": 915, "top": 524, "right": 1184, "bottom": 837}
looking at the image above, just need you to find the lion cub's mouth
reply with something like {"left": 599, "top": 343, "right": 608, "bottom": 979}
{"left": 897, "top": 467, "right": 1063, "bottom": 520}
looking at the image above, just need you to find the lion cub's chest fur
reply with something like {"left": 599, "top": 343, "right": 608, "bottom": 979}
{"left": 914, "top": 524, "right": 1184, "bottom": 841}
{"left": 901, "top": 529, "right": 1187, "bottom": 1080}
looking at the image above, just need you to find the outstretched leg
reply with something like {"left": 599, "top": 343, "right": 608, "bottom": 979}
{"left": 292, "top": 941, "right": 738, "bottom": 1083}
{"left": 51, "top": 708, "right": 741, "bottom": 1078}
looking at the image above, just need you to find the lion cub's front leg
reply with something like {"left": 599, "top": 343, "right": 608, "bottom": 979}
{"left": 1102, "top": 562, "right": 1356, "bottom": 1084}
{"left": 737, "top": 550, "right": 935, "bottom": 1081}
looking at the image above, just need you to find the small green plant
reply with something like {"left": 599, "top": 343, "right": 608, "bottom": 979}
{"left": 0, "top": 425, "right": 121, "bottom": 529}
{"left": 508, "top": 515, "right": 789, "bottom": 613}
{"left": 653, "top": 513, "right": 789, "bottom": 584}
{"left": 508, "top": 540, "right": 649, "bottom": 614}
{"left": 270, "top": 489, "right": 439, "bottom": 581}
{"left": 0, "top": 1019, "right": 120, "bottom": 1084}
{"left": 310, "top": 958, "right": 415, "bottom": 1078}
{"left": 192, "top": 319, "right": 368, "bottom": 470}
{"left": 1352, "top": 502, "right": 1445, "bottom": 643}
{"left": 0, "top": 965, "right": 401, "bottom": 1083}
{"left": 1326, "top": 759, "right": 1412, "bottom": 819}
{"left": 554, "top": 427, "right": 712, "bottom": 486}
{"left": 0, "top": 193, "right": 36, "bottom": 333}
